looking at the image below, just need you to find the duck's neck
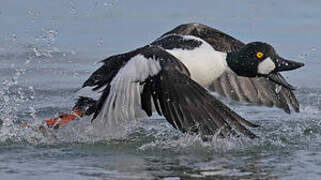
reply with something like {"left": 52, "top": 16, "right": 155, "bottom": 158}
{"left": 226, "top": 51, "right": 257, "bottom": 77}
{"left": 226, "top": 51, "right": 239, "bottom": 75}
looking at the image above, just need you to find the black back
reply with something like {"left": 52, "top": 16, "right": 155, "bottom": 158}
{"left": 161, "top": 23, "right": 244, "bottom": 52}
{"left": 152, "top": 34, "right": 202, "bottom": 50}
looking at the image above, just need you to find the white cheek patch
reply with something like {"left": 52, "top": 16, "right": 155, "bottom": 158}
{"left": 258, "top": 57, "right": 276, "bottom": 75}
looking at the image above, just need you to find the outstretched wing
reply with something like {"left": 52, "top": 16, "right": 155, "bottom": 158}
{"left": 75, "top": 47, "right": 147, "bottom": 115}
{"left": 159, "top": 23, "right": 300, "bottom": 113}
{"left": 90, "top": 45, "right": 257, "bottom": 138}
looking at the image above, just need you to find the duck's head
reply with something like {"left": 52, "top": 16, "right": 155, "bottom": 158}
{"left": 227, "top": 42, "right": 304, "bottom": 90}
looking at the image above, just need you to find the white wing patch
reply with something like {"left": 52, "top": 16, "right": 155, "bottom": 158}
{"left": 258, "top": 57, "right": 276, "bottom": 75}
{"left": 165, "top": 35, "right": 228, "bottom": 87}
{"left": 76, "top": 85, "right": 106, "bottom": 100}
{"left": 95, "top": 54, "right": 161, "bottom": 125}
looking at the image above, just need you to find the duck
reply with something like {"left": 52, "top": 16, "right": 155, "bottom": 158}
{"left": 70, "top": 23, "right": 304, "bottom": 139}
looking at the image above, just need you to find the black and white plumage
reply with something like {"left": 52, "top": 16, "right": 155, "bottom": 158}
{"left": 77, "top": 43, "right": 257, "bottom": 138}
{"left": 160, "top": 23, "right": 301, "bottom": 113}
{"left": 74, "top": 23, "right": 304, "bottom": 139}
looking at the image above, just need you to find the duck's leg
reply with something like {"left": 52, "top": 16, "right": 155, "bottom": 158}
{"left": 44, "top": 109, "right": 82, "bottom": 129}
{"left": 44, "top": 96, "right": 97, "bottom": 129}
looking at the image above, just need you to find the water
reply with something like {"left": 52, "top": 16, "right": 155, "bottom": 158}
{"left": 1, "top": 0, "right": 321, "bottom": 179}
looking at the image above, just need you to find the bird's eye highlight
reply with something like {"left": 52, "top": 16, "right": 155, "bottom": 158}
{"left": 256, "top": 52, "right": 263, "bottom": 59}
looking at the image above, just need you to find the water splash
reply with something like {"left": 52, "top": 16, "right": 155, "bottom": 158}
{"left": 0, "top": 68, "right": 37, "bottom": 144}
{"left": 1, "top": 85, "right": 321, "bottom": 154}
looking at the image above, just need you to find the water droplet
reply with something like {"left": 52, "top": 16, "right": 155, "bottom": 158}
{"left": 33, "top": 48, "right": 41, "bottom": 57}
{"left": 3, "top": 95, "right": 9, "bottom": 103}
{"left": 104, "top": 1, "right": 115, "bottom": 7}
{"left": 97, "top": 37, "right": 104, "bottom": 47}
{"left": 275, "top": 85, "right": 282, "bottom": 93}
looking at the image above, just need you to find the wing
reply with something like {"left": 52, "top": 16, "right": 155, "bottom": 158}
{"left": 74, "top": 46, "right": 147, "bottom": 115}
{"left": 91, "top": 45, "right": 257, "bottom": 138}
{"left": 209, "top": 73, "right": 299, "bottom": 113}
{"left": 159, "top": 23, "right": 300, "bottom": 113}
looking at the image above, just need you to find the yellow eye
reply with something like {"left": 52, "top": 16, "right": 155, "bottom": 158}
{"left": 256, "top": 52, "right": 263, "bottom": 58}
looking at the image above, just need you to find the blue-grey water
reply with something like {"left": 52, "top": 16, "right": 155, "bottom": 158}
{"left": 1, "top": 0, "right": 321, "bottom": 179}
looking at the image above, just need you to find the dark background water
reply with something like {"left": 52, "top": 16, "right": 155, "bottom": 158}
{"left": 0, "top": 0, "right": 321, "bottom": 179}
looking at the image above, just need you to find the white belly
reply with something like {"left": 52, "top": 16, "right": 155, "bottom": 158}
{"left": 166, "top": 42, "right": 228, "bottom": 86}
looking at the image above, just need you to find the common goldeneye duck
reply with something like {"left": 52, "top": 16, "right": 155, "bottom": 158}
{"left": 70, "top": 23, "right": 304, "bottom": 139}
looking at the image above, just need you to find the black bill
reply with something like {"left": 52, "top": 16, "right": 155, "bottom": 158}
{"left": 274, "top": 55, "right": 305, "bottom": 72}
{"left": 266, "top": 55, "right": 304, "bottom": 90}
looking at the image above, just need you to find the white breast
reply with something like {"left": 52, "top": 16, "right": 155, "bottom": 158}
{"left": 165, "top": 35, "right": 228, "bottom": 86}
